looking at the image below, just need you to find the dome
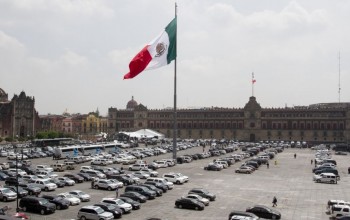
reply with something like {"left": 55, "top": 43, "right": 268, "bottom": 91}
{"left": 0, "top": 88, "right": 8, "bottom": 102}
{"left": 126, "top": 96, "right": 138, "bottom": 109}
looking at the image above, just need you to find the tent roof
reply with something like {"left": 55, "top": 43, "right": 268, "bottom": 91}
{"left": 119, "top": 129, "right": 164, "bottom": 139}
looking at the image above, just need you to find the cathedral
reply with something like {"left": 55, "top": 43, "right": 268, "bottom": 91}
{"left": 0, "top": 88, "right": 39, "bottom": 139}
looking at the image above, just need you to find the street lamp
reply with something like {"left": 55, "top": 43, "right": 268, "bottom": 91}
{"left": 14, "top": 145, "right": 23, "bottom": 212}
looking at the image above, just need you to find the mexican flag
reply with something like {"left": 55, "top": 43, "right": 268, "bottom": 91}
{"left": 123, "top": 18, "right": 177, "bottom": 79}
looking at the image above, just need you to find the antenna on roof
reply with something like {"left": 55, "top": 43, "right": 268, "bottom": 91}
{"left": 338, "top": 51, "right": 341, "bottom": 103}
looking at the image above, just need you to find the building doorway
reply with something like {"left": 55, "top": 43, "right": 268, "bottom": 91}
{"left": 250, "top": 133, "right": 255, "bottom": 142}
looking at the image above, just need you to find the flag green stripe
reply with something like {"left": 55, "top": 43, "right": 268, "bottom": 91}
{"left": 165, "top": 17, "right": 177, "bottom": 64}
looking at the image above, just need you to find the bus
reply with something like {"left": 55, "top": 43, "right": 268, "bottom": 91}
{"left": 32, "top": 138, "right": 73, "bottom": 148}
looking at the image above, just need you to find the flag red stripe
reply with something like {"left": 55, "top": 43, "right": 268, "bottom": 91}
{"left": 123, "top": 46, "right": 152, "bottom": 79}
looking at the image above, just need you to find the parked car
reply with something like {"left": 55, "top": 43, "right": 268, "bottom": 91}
{"left": 188, "top": 188, "right": 216, "bottom": 201}
{"left": 228, "top": 210, "right": 259, "bottom": 220}
{"left": 58, "top": 193, "right": 81, "bottom": 206}
{"left": 204, "top": 163, "right": 222, "bottom": 171}
{"left": 120, "top": 191, "right": 147, "bottom": 203}
{"left": 246, "top": 205, "right": 281, "bottom": 219}
{"left": 313, "top": 173, "right": 338, "bottom": 184}
{"left": 118, "top": 197, "right": 141, "bottom": 210}
{"left": 56, "top": 177, "right": 76, "bottom": 186}
{"left": 30, "top": 179, "right": 57, "bottom": 191}
{"left": 175, "top": 198, "right": 205, "bottom": 210}
{"left": 0, "top": 187, "right": 17, "bottom": 202}
{"left": 124, "top": 185, "right": 157, "bottom": 200}
{"left": 100, "top": 198, "right": 132, "bottom": 214}
{"left": 77, "top": 205, "right": 114, "bottom": 220}
{"left": 144, "top": 181, "right": 168, "bottom": 193}
{"left": 94, "top": 179, "right": 120, "bottom": 191}
{"left": 4, "top": 186, "right": 28, "bottom": 198}
{"left": 63, "top": 173, "right": 84, "bottom": 183}
{"left": 235, "top": 166, "right": 253, "bottom": 174}
{"left": 68, "top": 190, "right": 91, "bottom": 202}
{"left": 77, "top": 172, "right": 92, "bottom": 181}
{"left": 140, "top": 184, "right": 163, "bottom": 197}
{"left": 40, "top": 194, "right": 70, "bottom": 210}
{"left": 18, "top": 183, "right": 41, "bottom": 196}
{"left": 331, "top": 204, "right": 350, "bottom": 218}
{"left": 19, "top": 196, "right": 56, "bottom": 215}
{"left": 48, "top": 178, "right": 66, "bottom": 188}
{"left": 162, "top": 173, "right": 187, "bottom": 184}
{"left": 182, "top": 194, "right": 210, "bottom": 206}
{"left": 93, "top": 203, "right": 123, "bottom": 219}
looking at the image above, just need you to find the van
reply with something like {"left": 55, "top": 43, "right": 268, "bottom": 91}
{"left": 331, "top": 204, "right": 350, "bottom": 218}
{"left": 64, "top": 162, "right": 76, "bottom": 170}
{"left": 313, "top": 173, "right": 337, "bottom": 184}
{"left": 19, "top": 196, "right": 56, "bottom": 215}
{"left": 50, "top": 163, "right": 66, "bottom": 172}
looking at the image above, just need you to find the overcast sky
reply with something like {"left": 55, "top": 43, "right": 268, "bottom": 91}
{"left": 1, "top": 0, "right": 349, "bottom": 115}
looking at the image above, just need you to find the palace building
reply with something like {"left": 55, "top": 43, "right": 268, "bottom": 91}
{"left": 108, "top": 96, "right": 350, "bottom": 144}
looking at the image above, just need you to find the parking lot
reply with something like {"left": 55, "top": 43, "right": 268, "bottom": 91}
{"left": 1, "top": 146, "right": 350, "bottom": 220}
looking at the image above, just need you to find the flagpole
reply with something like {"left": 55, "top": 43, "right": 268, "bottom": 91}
{"left": 252, "top": 72, "right": 254, "bottom": 97}
{"left": 172, "top": 2, "right": 178, "bottom": 160}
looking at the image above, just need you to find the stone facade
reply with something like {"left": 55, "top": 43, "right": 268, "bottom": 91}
{"left": 108, "top": 96, "right": 350, "bottom": 144}
{"left": 0, "top": 89, "right": 39, "bottom": 138}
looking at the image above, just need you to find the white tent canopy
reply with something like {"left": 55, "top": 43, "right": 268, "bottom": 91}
{"left": 119, "top": 129, "right": 165, "bottom": 140}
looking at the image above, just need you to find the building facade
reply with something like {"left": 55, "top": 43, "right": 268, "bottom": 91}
{"left": 0, "top": 88, "right": 39, "bottom": 138}
{"left": 108, "top": 96, "right": 350, "bottom": 144}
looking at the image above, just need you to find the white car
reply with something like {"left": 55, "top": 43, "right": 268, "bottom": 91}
{"left": 140, "top": 168, "right": 158, "bottom": 177}
{"left": 68, "top": 190, "right": 90, "bottom": 202}
{"left": 57, "top": 177, "right": 75, "bottom": 186}
{"left": 8, "top": 168, "right": 27, "bottom": 176}
{"left": 155, "top": 161, "right": 168, "bottom": 168}
{"left": 58, "top": 193, "right": 81, "bottom": 205}
{"left": 132, "top": 171, "right": 150, "bottom": 179}
{"left": 101, "top": 198, "right": 132, "bottom": 214}
{"left": 94, "top": 179, "right": 120, "bottom": 190}
{"left": 36, "top": 165, "right": 54, "bottom": 172}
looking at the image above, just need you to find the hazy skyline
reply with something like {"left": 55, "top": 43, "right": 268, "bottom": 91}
{"left": 1, "top": 0, "right": 349, "bottom": 116}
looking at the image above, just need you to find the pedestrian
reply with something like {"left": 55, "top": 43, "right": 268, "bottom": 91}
{"left": 274, "top": 160, "right": 277, "bottom": 166}
{"left": 348, "top": 167, "right": 350, "bottom": 174}
{"left": 91, "top": 178, "right": 95, "bottom": 189}
{"left": 311, "top": 159, "right": 313, "bottom": 165}
{"left": 272, "top": 196, "right": 277, "bottom": 207}
{"left": 267, "top": 162, "right": 269, "bottom": 169}
{"left": 115, "top": 187, "right": 119, "bottom": 198}
{"left": 202, "top": 145, "right": 205, "bottom": 152}
{"left": 294, "top": 153, "right": 296, "bottom": 159}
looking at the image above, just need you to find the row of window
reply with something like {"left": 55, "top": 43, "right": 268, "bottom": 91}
{"left": 261, "top": 122, "right": 345, "bottom": 130}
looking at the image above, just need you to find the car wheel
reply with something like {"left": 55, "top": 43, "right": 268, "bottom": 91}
{"left": 45, "top": 187, "right": 49, "bottom": 191}
{"left": 178, "top": 204, "right": 182, "bottom": 209}
{"left": 22, "top": 206, "right": 27, "bottom": 212}
{"left": 330, "top": 180, "right": 335, "bottom": 184}
{"left": 3, "top": 197, "right": 7, "bottom": 202}
{"left": 316, "top": 179, "right": 321, "bottom": 183}
{"left": 176, "top": 181, "right": 180, "bottom": 184}
{"left": 195, "top": 206, "right": 199, "bottom": 210}
{"left": 94, "top": 185, "right": 99, "bottom": 189}
{"left": 272, "top": 215, "right": 277, "bottom": 219}
{"left": 56, "top": 205, "right": 61, "bottom": 210}
{"left": 40, "top": 209, "right": 45, "bottom": 215}
{"left": 121, "top": 208, "right": 125, "bottom": 214}
{"left": 108, "top": 186, "right": 112, "bottom": 191}
{"left": 80, "top": 216, "right": 86, "bottom": 220}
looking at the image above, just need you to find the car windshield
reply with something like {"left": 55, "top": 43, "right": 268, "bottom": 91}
{"left": 116, "top": 199, "right": 124, "bottom": 205}
{"left": 2, "top": 189, "right": 12, "bottom": 193}
{"left": 201, "top": 189, "right": 209, "bottom": 194}
{"left": 95, "top": 207, "right": 104, "bottom": 214}
{"left": 39, "top": 200, "right": 48, "bottom": 205}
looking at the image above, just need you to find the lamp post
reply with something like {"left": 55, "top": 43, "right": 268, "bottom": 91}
{"left": 15, "top": 146, "right": 19, "bottom": 212}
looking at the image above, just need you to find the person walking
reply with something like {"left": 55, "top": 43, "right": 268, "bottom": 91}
{"left": 311, "top": 159, "right": 313, "bottom": 165}
{"left": 115, "top": 187, "right": 119, "bottom": 198}
{"left": 294, "top": 153, "right": 297, "bottom": 159}
{"left": 267, "top": 162, "right": 269, "bottom": 169}
{"left": 274, "top": 160, "right": 277, "bottom": 166}
{"left": 91, "top": 179, "right": 95, "bottom": 189}
{"left": 272, "top": 196, "right": 277, "bottom": 207}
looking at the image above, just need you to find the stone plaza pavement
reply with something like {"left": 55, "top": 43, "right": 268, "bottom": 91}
{"left": 1, "top": 147, "right": 349, "bottom": 220}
